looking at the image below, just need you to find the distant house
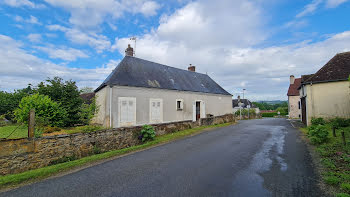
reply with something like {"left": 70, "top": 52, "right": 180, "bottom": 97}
{"left": 287, "top": 75, "right": 301, "bottom": 119}
{"left": 232, "top": 96, "right": 260, "bottom": 114}
{"left": 93, "top": 45, "right": 233, "bottom": 128}
{"left": 299, "top": 52, "right": 350, "bottom": 125}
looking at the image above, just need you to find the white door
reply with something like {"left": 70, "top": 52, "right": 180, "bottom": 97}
{"left": 192, "top": 101, "right": 196, "bottom": 122}
{"left": 150, "top": 99, "right": 163, "bottom": 123}
{"left": 119, "top": 97, "right": 136, "bottom": 127}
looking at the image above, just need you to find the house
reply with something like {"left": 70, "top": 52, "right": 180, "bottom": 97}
{"left": 232, "top": 96, "right": 260, "bottom": 114}
{"left": 93, "top": 45, "right": 233, "bottom": 128}
{"left": 287, "top": 75, "right": 301, "bottom": 119}
{"left": 299, "top": 52, "right": 350, "bottom": 126}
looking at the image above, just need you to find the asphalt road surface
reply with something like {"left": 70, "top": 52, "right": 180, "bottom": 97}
{"left": 1, "top": 118, "right": 325, "bottom": 197}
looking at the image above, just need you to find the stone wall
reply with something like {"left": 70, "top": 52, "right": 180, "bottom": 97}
{"left": 0, "top": 114, "right": 234, "bottom": 176}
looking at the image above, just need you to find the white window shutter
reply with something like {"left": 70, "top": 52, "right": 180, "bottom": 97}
{"left": 180, "top": 100, "right": 184, "bottom": 109}
{"left": 192, "top": 102, "right": 196, "bottom": 122}
{"left": 202, "top": 101, "right": 206, "bottom": 118}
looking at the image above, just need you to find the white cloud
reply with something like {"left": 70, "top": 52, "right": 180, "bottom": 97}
{"left": 34, "top": 45, "right": 89, "bottom": 61}
{"left": 27, "top": 33, "right": 42, "bottom": 42}
{"left": 47, "top": 25, "right": 111, "bottom": 53}
{"left": 3, "top": 0, "right": 45, "bottom": 8}
{"left": 0, "top": 34, "right": 113, "bottom": 91}
{"left": 296, "top": 0, "right": 322, "bottom": 18}
{"left": 112, "top": 0, "right": 350, "bottom": 100}
{"left": 326, "top": 0, "right": 349, "bottom": 7}
{"left": 43, "top": 0, "right": 161, "bottom": 29}
{"left": 14, "top": 15, "right": 41, "bottom": 25}
{"left": 296, "top": 0, "right": 348, "bottom": 18}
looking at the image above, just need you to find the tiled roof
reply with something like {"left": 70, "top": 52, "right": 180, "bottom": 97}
{"left": 287, "top": 78, "right": 301, "bottom": 96}
{"left": 304, "top": 52, "right": 350, "bottom": 84}
{"left": 80, "top": 92, "right": 95, "bottom": 104}
{"left": 95, "top": 56, "right": 231, "bottom": 95}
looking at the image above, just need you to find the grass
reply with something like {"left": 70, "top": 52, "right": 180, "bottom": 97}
{"left": 301, "top": 123, "right": 350, "bottom": 196}
{"left": 0, "top": 122, "right": 232, "bottom": 189}
{"left": 0, "top": 125, "right": 28, "bottom": 139}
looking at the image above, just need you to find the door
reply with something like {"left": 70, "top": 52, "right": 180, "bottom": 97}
{"left": 119, "top": 97, "right": 136, "bottom": 127}
{"left": 150, "top": 99, "right": 163, "bottom": 123}
{"left": 196, "top": 101, "right": 201, "bottom": 120}
{"left": 301, "top": 97, "right": 306, "bottom": 125}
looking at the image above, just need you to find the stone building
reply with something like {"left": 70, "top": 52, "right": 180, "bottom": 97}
{"left": 299, "top": 52, "right": 350, "bottom": 125}
{"left": 93, "top": 45, "right": 232, "bottom": 128}
{"left": 287, "top": 75, "right": 301, "bottom": 119}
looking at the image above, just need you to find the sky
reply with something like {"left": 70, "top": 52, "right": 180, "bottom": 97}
{"left": 0, "top": 0, "right": 350, "bottom": 101}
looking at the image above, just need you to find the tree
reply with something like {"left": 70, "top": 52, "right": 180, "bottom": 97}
{"left": 14, "top": 94, "right": 67, "bottom": 127}
{"left": 0, "top": 85, "right": 34, "bottom": 120}
{"left": 37, "top": 77, "right": 83, "bottom": 126}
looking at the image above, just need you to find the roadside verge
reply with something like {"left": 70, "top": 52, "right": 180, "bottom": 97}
{"left": 0, "top": 122, "right": 234, "bottom": 191}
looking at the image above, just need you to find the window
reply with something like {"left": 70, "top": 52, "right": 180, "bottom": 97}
{"left": 298, "top": 101, "right": 301, "bottom": 109}
{"left": 119, "top": 97, "right": 136, "bottom": 127}
{"left": 150, "top": 99, "right": 163, "bottom": 123}
{"left": 176, "top": 99, "right": 184, "bottom": 110}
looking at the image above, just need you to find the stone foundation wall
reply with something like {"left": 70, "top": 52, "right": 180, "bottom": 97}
{"left": 0, "top": 114, "right": 234, "bottom": 176}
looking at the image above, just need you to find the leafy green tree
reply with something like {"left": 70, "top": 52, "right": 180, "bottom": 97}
{"left": 79, "top": 96, "right": 98, "bottom": 125}
{"left": 37, "top": 77, "right": 83, "bottom": 126}
{"left": 14, "top": 94, "right": 67, "bottom": 127}
{"left": 0, "top": 85, "right": 34, "bottom": 120}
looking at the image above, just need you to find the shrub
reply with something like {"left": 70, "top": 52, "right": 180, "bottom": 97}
{"left": 311, "top": 117, "right": 325, "bottom": 126}
{"left": 79, "top": 97, "right": 98, "bottom": 125}
{"left": 262, "top": 112, "right": 278, "bottom": 117}
{"left": 140, "top": 125, "right": 156, "bottom": 142}
{"left": 341, "top": 183, "right": 350, "bottom": 193}
{"left": 324, "top": 176, "right": 340, "bottom": 185}
{"left": 330, "top": 118, "right": 350, "bottom": 128}
{"left": 14, "top": 94, "right": 67, "bottom": 127}
{"left": 337, "top": 193, "right": 350, "bottom": 197}
{"left": 308, "top": 125, "right": 329, "bottom": 144}
{"left": 93, "top": 145, "right": 102, "bottom": 154}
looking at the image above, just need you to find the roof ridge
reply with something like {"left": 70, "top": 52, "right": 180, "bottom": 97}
{"left": 126, "top": 56, "right": 209, "bottom": 76}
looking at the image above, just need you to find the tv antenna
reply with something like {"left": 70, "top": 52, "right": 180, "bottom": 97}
{"left": 130, "top": 36, "right": 136, "bottom": 56}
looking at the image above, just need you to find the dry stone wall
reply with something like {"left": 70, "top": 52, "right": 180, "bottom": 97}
{"left": 0, "top": 114, "right": 234, "bottom": 175}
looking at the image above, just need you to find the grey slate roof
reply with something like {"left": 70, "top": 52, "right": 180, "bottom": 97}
{"left": 232, "top": 99, "right": 256, "bottom": 108}
{"left": 95, "top": 56, "right": 231, "bottom": 95}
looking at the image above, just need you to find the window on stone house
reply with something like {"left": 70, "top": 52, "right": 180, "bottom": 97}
{"left": 176, "top": 99, "right": 184, "bottom": 110}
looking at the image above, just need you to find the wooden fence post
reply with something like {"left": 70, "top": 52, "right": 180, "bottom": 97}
{"left": 28, "top": 109, "right": 35, "bottom": 138}
{"left": 332, "top": 127, "right": 337, "bottom": 137}
{"left": 341, "top": 131, "right": 346, "bottom": 146}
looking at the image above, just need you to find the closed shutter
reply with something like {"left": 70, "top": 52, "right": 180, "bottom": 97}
{"left": 150, "top": 99, "right": 162, "bottom": 123}
{"left": 119, "top": 97, "right": 136, "bottom": 126}
{"left": 202, "top": 101, "right": 206, "bottom": 118}
{"left": 192, "top": 102, "right": 196, "bottom": 122}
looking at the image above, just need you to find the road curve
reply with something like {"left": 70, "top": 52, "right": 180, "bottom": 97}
{"left": 1, "top": 118, "right": 325, "bottom": 197}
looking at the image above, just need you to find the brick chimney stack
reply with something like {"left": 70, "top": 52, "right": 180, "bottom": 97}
{"left": 290, "top": 75, "right": 295, "bottom": 84}
{"left": 188, "top": 64, "right": 195, "bottom": 72}
{"left": 125, "top": 44, "right": 134, "bottom": 56}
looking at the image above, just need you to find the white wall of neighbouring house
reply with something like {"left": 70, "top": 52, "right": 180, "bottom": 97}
{"left": 288, "top": 96, "right": 301, "bottom": 119}
{"left": 305, "top": 80, "right": 350, "bottom": 125}
{"left": 93, "top": 85, "right": 233, "bottom": 128}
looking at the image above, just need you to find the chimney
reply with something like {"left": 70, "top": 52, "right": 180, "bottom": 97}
{"left": 290, "top": 75, "right": 295, "bottom": 84}
{"left": 125, "top": 44, "right": 134, "bottom": 56}
{"left": 188, "top": 64, "right": 195, "bottom": 72}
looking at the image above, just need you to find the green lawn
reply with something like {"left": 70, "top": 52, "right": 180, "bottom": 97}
{"left": 0, "top": 125, "right": 28, "bottom": 139}
{"left": 301, "top": 124, "right": 350, "bottom": 196}
{"left": 0, "top": 122, "right": 233, "bottom": 189}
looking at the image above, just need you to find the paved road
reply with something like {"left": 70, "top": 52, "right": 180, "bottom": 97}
{"left": 1, "top": 118, "right": 325, "bottom": 197}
